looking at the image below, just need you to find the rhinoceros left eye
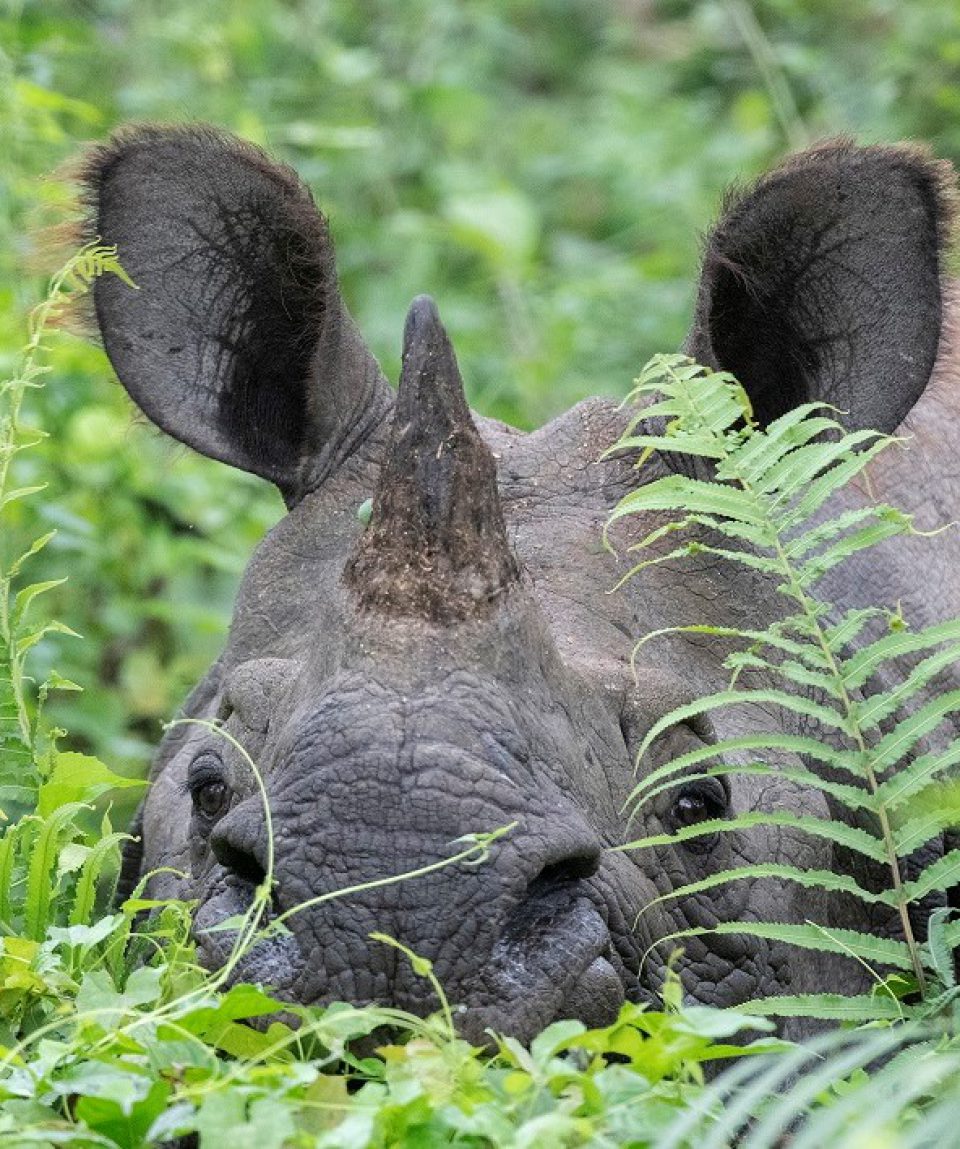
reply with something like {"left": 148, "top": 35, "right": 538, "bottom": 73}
{"left": 669, "top": 777, "right": 728, "bottom": 851}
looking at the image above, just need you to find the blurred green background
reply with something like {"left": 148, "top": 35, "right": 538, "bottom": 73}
{"left": 2, "top": 0, "right": 960, "bottom": 782}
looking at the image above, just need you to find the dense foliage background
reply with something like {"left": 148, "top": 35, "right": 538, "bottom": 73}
{"left": 4, "top": 0, "right": 960, "bottom": 788}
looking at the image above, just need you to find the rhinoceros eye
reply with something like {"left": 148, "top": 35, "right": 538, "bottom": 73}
{"left": 669, "top": 777, "right": 728, "bottom": 852}
{"left": 187, "top": 755, "right": 231, "bottom": 823}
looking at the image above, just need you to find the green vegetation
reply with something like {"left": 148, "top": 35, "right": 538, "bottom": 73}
{"left": 607, "top": 355, "right": 960, "bottom": 1022}
{"left": 6, "top": 3, "right": 960, "bottom": 1145}
{"left": 5, "top": 0, "right": 960, "bottom": 775}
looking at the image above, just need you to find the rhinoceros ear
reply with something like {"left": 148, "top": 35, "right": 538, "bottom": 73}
{"left": 75, "top": 125, "right": 392, "bottom": 501}
{"left": 687, "top": 141, "right": 956, "bottom": 432}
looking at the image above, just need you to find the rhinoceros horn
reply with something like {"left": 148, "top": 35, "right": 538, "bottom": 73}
{"left": 345, "top": 295, "right": 519, "bottom": 622}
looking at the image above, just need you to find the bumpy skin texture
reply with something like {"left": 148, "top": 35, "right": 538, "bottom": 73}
{"left": 80, "top": 127, "right": 960, "bottom": 1044}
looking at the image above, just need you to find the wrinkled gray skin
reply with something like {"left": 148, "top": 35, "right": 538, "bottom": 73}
{"left": 78, "top": 126, "right": 960, "bottom": 1044}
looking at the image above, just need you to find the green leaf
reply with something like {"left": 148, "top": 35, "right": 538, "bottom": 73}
{"left": 609, "top": 474, "right": 767, "bottom": 527}
{"left": 777, "top": 438, "right": 895, "bottom": 531}
{"left": 636, "top": 689, "right": 849, "bottom": 767}
{"left": 24, "top": 802, "right": 87, "bottom": 939}
{"left": 13, "top": 578, "right": 67, "bottom": 625}
{"left": 619, "top": 810, "right": 886, "bottom": 863}
{"left": 639, "top": 862, "right": 885, "bottom": 915}
{"left": 843, "top": 617, "right": 960, "bottom": 689}
{"left": 853, "top": 644, "right": 960, "bottom": 730}
{"left": 899, "top": 849, "right": 960, "bottom": 907}
{"left": 665, "top": 921, "right": 914, "bottom": 969}
{"left": 924, "top": 907, "right": 958, "bottom": 989}
{"left": 7, "top": 530, "right": 56, "bottom": 578}
{"left": 734, "top": 993, "right": 906, "bottom": 1021}
{"left": 38, "top": 750, "right": 144, "bottom": 817}
{"left": 629, "top": 731, "right": 866, "bottom": 803}
{"left": 870, "top": 688, "right": 960, "bottom": 771}
{"left": 894, "top": 808, "right": 960, "bottom": 856}
{"left": 70, "top": 832, "right": 130, "bottom": 926}
{"left": 875, "top": 740, "right": 960, "bottom": 808}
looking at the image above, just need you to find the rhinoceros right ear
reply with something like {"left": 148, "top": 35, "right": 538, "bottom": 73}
{"left": 75, "top": 125, "right": 392, "bottom": 502}
{"left": 687, "top": 141, "right": 956, "bottom": 433}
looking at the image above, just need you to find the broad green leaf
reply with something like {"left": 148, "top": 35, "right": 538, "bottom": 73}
{"left": 38, "top": 751, "right": 144, "bottom": 817}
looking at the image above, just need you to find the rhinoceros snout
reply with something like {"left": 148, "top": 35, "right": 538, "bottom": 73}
{"left": 194, "top": 778, "right": 623, "bottom": 1040}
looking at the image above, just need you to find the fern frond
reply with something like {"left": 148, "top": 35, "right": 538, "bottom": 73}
{"left": 608, "top": 353, "right": 960, "bottom": 1005}
{"left": 662, "top": 921, "right": 914, "bottom": 969}
{"left": 620, "top": 811, "right": 886, "bottom": 863}
{"left": 638, "top": 863, "right": 886, "bottom": 916}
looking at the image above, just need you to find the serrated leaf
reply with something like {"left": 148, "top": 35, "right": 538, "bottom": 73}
{"left": 636, "top": 689, "right": 849, "bottom": 766}
{"left": 666, "top": 921, "right": 914, "bottom": 968}
{"left": 899, "top": 849, "right": 960, "bottom": 906}
{"left": 842, "top": 617, "right": 960, "bottom": 689}
{"left": 776, "top": 439, "right": 895, "bottom": 531}
{"left": 875, "top": 740, "right": 960, "bottom": 808}
{"left": 924, "top": 907, "right": 958, "bottom": 989}
{"left": 853, "top": 644, "right": 960, "bottom": 730}
{"left": 630, "top": 731, "right": 865, "bottom": 803}
{"left": 871, "top": 688, "right": 960, "bottom": 771}
{"left": 734, "top": 993, "right": 906, "bottom": 1020}
{"left": 619, "top": 811, "right": 886, "bottom": 863}
{"left": 24, "top": 802, "right": 87, "bottom": 939}
{"left": 785, "top": 505, "right": 899, "bottom": 560}
{"left": 609, "top": 474, "right": 767, "bottom": 527}
{"left": 639, "top": 862, "right": 885, "bottom": 915}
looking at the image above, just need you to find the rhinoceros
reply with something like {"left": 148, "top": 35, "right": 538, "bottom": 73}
{"left": 74, "top": 125, "right": 960, "bottom": 1043}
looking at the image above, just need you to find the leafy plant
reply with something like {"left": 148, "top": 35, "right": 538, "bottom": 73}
{"left": 606, "top": 353, "right": 960, "bottom": 1021}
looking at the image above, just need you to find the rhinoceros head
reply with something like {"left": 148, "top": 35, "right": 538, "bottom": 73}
{"left": 78, "top": 126, "right": 957, "bottom": 1042}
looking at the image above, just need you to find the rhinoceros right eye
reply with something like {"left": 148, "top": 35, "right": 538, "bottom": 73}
{"left": 187, "top": 755, "right": 231, "bottom": 823}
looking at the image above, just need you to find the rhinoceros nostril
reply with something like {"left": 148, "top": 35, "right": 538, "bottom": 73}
{"left": 526, "top": 848, "right": 601, "bottom": 897}
{"left": 210, "top": 833, "right": 268, "bottom": 889}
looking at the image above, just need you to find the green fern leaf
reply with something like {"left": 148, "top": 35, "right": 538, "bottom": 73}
{"left": 842, "top": 617, "right": 960, "bottom": 689}
{"left": 877, "top": 741, "right": 960, "bottom": 808}
{"left": 666, "top": 920, "right": 914, "bottom": 968}
{"left": 638, "top": 862, "right": 886, "bottom": 915}
{"left": 630, "top": 732, "right": 867, "bottom": 803}
{"left": 620, "top": 811, "right": 886, "bottom": 863}
{"left": 898, "top": 848, "right": 960, "bottom": 905}
{"left": 734, "top": 993, "right": 905, "bottom": 1021}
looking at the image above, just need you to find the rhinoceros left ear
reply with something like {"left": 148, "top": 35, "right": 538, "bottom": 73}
{"left": 75, "top": 125, "right": 392, "bottom": 502}
{"left": 687, "top": 141, "right": 956, "bottom": 432}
